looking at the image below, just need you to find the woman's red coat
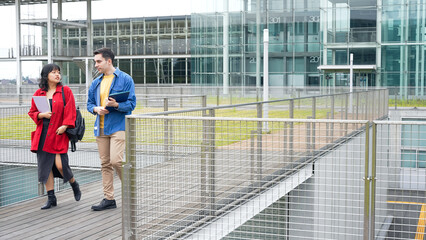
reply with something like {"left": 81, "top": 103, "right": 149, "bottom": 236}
{"left": 28, "top": 85, "right": 76, "bottom": 154}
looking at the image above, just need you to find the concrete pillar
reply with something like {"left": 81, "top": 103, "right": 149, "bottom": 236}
{"left": 47, "top": 0, "right": 53, "bottom": 63}
{"left": 256, "top": 0, "right": 261, "bottom": 87}
{"left": 223, "top": 0, "right": 229, "bottom": 94}
{"left": 15, "top": 0, "right": 22, "bottom": 100}
{"left": 58, "top": 0, "right": 63, "bottom": 57}
{"left": 263, "top": 29, "right": 269, "bottom": 132}
{"left": 86, "top": 0, "right": 93, "bottom": 88}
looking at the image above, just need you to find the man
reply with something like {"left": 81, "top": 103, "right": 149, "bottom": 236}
{"left": 87, "top": 48, "right": 136, "bottom": 211}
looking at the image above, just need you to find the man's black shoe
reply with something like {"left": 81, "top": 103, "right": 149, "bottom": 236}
{"left": 91, "top": 198, "right": 116, "bottom": 211}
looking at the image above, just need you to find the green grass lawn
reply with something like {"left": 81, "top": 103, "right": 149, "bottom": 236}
{"left": 130, "top": 108, "right": 329, "bottom": 147}
{"left": 1, "top": 106, "right": 328, "bottom": 147}
{"left": 389, "top": 99, "right": 426, "bottom": 107}
{"left": 3, "top": 96, "right": 421, "bottom": 147}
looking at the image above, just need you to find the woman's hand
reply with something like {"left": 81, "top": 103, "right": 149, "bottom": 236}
{"left": 56, "top": 125, "right": 68, "bottom": 135}
{"left": 38, "top": 112, "right": 52, "bottom": 119}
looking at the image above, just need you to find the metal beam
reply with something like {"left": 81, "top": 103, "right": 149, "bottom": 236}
{"left": 47, "top": 0, "right": 53, "bottom": 63}
{"left": 187, "top": 163, "right": 314, "bottom": 239}
{"left": 15, "top": 0, "right": 21, "bottom": 102}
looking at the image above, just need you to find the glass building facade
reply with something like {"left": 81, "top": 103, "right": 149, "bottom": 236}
{"left": 191, "top": 0, "right": 426, "bottom": 95}
{"left": 37, "top": 16, "right": 191, "bottom": 85}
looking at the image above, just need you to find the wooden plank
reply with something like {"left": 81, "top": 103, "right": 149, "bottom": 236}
{"left": 0, "top": 178, "right": 122, "bottom": 239}
{"left": 0, "top": 121, "right": 364, "bottom": 239}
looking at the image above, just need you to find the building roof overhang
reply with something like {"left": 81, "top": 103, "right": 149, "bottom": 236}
{"left": 317, "top": 64, "right": 376, "bottom": 73}
{"left": 0, "top": 0, "right": 96, "bottom": 6}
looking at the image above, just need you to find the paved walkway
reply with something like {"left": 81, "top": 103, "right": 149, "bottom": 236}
{"left": 0, "top": 178, "right": 122, "bottom": 240}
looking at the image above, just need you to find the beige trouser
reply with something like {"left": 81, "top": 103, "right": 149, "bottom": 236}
{"left": 96, "top": 129, "right": 125, "bottom": 200}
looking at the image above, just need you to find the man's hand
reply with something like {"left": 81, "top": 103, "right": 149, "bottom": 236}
{"left": 105, "top": 97, "right": 119, "bottom": 108}
{"left": 94, "top": 106, "right": 109, "bottom": 116}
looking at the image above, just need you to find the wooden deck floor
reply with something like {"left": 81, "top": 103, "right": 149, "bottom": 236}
{"left": 0, "top": 179, "right": 122, "bottom": 240}
{"left": 0, "top": 120, "right": 367, "bottom": 239}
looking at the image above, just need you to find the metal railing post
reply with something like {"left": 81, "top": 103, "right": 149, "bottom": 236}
{"left": 306, "top": 116, "right": 312, "bottom": 153}
{"left": 340, "top": 95, "right": 344, "bottom": 136}
{"left": 365, "top": 92, "right": 369, "bottom": 120}
{"left": 208, "top": 109, "right": 216, "bottom": 214}
{"left": 377, "top": 90, "right": 381, "bottom": 119}
{"left": 289, "top": 99, "right": 294, "bottom": 161}
{"left": 202, "top": 95, "right": 207, "bottom": 108}
{"left": 217, "top": 87, "right": 220, "bottom": 106}
{"left": 229, "top": 87, "right": 233, "bottom": 105}
{"left": 256, "top": 102, "right": 263, "bottom": 180}
{"left": 283, "top": 122, "right": 288, "bottom": 163}
{"left": 250, "top": 130, "right": 256, "bottom": 180}
{"left": 164, "top": 98, "right": 170, "bottom": 162}
{"left": 363, "top": 121, "right": 371, "bottom": 240}
{"left": 256, "top": 87, "right": 259, "bottom": 102}
{"left": 312, "top": 97, "right": 316, "bottom": 151}
{"left": 257, "top": 120, "right": 263, "bottom": 180}
{"left": 356, "top": 92, "right": 360, "bottom": 120}
{"left": 180, "top": 86, "right": 183, "bottom": 108}
{"left": 331, "top": 95, "right": 335, "bottom": 141}
{"left": 326, "top": 112, "right": 330, "bottom": 143}
{"left": 297, "top": 89, "right": 301, "bottom": 109}
{"left": 257, "top": 102, "right": 262, "bottom": 118}
{"left": 123, "top": 117, "right": 137, "bottom": 240}
{"left": 144, "top": 86, "right": 148, "bottom": 107}
{"left": 394, "top": 88, "right": 398, "bottom": 110}
{"left": 201, "top": 109, "right": 208, "bottom": 210}
{"left": 164, "top": 118, "right": 170, "bottom": 162}
{"left": 38, "top": 182, "right": 45, "bottom": 196}
{"left": 370, "top": 122, "right": 377, "bottom": 240}
{"left": 345, "top": 93, "right": 349, "bottom": 135}
{"left": 163, "top": 98, "right": 168, "bottom": 112}
{"left": 19, "top": 86, "right": 23, "bottom": 106}
{"left": 385, "top": 89, "right": 389, "bottom": 114}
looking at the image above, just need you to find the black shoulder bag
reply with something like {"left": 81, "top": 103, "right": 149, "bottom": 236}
{"left": 61, "top": 88, "right": 85, "bottom": 152}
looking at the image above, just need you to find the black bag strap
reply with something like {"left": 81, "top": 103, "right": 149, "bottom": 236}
{"left": 61, "top": 86, "right": 78, "bottom": 152}
{"left": 61, "top": 86, "right": 66, "bottom": 106}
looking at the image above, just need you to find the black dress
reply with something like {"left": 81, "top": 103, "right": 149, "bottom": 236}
{"left": 36, "top": 99, "right": 74, "bottom": 184}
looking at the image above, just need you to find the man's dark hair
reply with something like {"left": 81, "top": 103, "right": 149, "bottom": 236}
{"left": 94, "top": 47, "right": 115, "bottom": 64}
{"left": 39, "top": 63, "right": 62, "bottom": 91}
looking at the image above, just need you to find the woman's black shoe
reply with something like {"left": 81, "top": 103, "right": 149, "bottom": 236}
{"left": 70, "top": 181, "right": 81, "bottom": 201}
{"left": 41, "top": 190, "right": 57, "bottom": 210}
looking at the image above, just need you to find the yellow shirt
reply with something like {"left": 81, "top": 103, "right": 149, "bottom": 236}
{"left": 99, "top": 74, "right": 114, "bottom": 128}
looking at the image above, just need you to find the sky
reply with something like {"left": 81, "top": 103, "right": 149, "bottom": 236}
{"left": 0, "top": 0, "right": 192, "bottom": 79}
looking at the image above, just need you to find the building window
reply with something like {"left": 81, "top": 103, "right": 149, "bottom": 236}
{"left": 401, "top": 118, "right": 426, "bottom": 168}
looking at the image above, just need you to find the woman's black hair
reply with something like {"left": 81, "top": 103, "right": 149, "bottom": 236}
{"left": 39, "top": 63, "right": 62, "bottom": 91}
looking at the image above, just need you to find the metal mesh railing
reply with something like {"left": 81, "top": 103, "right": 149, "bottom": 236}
{"left": 122, "top": 116, "right": 370, "bottom": 239}
{"left": 2, "top": 85, "right": 403, "bottom": 108}
{"left": 141, "top": 89, "right": 388, "bottom": 123}
{"left": 0, "top": 93, "right": 207, "bottom": 207}
{"left": 122, "top": 117, "right": 426, "bottom": 239}
{"left": 374, "top": 121, "right": 426, "bottom": 240}
{"left": 0, "top": 105, "right": 102, "bottom": 207}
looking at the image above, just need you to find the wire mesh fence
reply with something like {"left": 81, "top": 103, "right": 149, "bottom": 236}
{"left": 0, "top": 105, "right": 102, "bottom": 207}
{"left": 0, "top": 92, "right": 206, "bottom": 207}
{"left": 0, "top": 89, "right": 388, "bottom": 222}
{"left": 122, "top": 116, "right": 370, "bottom": 239}
{"left": 122, "top": 116, "right": 426, "bottom": 239}
{"left": 142, "top": 89, "right": 388, "bottom": 123}
{"left": 374, "top": 121, "right": 426, "bottom": 240}
{"left": 1, "top": 85, "right": 401, "bottom": 109}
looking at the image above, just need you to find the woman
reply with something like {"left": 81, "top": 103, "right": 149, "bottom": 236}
{"left": 28, "top": 63, "right": 81, "bottom": 210}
